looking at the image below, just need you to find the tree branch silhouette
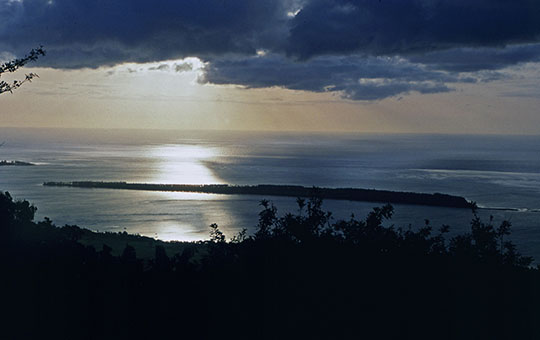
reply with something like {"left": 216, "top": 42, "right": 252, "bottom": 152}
{"left": 0, "top": 47, "right": 46, "bottom": 95}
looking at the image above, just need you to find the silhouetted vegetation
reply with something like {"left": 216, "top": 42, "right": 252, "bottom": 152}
{"left": 43, "top": 181, "right": 476, "bottom": 208}
{"left": 2, "top": 191, "right": 538, "bottom": 339}
{"left": 0, "top": 47, "right": 45, "bottom": 95}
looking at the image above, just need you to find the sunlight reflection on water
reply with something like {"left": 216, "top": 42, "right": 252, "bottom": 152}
{"left": 141, "top": 144, "right": 234, "bottom": 240}
{"left": 3, "top": 129, "right": 540, "bottom": 258}
{"left": 152, "top": 221, "right": 206, "bottom": 242}
{"left": 147, "top": 144, "right": 224, "bottom": 185}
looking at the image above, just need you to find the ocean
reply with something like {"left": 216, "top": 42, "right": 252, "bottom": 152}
{"left": 1, "top": 128, "right": 540, "bottom": 259}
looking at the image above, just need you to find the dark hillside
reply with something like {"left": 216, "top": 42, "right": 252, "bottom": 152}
{"left": 2, "top": 191, "right": 537, "bottom": 339}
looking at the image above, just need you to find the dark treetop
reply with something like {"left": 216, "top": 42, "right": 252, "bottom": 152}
{"left": 1, "top": 190, "right": 536, "bottom": 339}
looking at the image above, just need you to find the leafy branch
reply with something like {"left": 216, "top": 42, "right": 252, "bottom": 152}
{"left": 0, "top": 47, "right": 46, "bottom": 95}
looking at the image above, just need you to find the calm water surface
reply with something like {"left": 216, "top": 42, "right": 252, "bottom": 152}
{"left": 1, "top": 128, "right": 539, "bottom": 258}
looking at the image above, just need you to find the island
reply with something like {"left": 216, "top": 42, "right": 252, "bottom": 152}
{"left": 0, "top": 160, "right": 35, "bottom": 166}
{"left": 43, "top": 181, "right": 476, "bottom": 209}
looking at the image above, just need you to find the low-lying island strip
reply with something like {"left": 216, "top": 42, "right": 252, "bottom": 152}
{"left": 43, "top": 181, "right": 476, "bottom": 209}
{"left": 0, "top": 160, "right": 35, "bottom": 166}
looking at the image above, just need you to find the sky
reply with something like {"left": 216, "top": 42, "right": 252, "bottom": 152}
{"left": 1, "top": 0, "right": 540, "bottom": 133}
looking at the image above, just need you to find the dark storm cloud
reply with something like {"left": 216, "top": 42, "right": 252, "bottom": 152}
{"left": 409, "top": 43, "right": 540, "bottom": 72}
{"left": 340, "top": 81, "right": 452, "bottom": 101}
{"left": 4, "top": 0, "right": 540, "bottom": 68}
{"left": 286, "top": 0, "right": 540, "bottom": 59}
{"left": 0, "top": 0, "right": 293, "bottom": 68}
{"left": 201, "top": 54, "right": 463, "bottom": 100}
{"left": 3, "top": 0, "right": 540, "bottom": 100}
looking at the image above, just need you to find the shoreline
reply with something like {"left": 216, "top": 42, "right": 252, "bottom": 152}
{"left": 43, "top": 181, "right": 476, "bottom": 209}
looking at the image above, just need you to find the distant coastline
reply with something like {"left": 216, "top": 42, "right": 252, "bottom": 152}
{"left": 0, "top": 160, "right": 35, "bottom": 166}
{"left": 43, "top": 181, "right": 476, "bottom": 209}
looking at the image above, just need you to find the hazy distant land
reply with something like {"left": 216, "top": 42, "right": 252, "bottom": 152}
{"left": 43, "top": 181, "right": 476, "bottom": 209}
{"left": 0, "top": 160, "right": 35, "bottom": 166}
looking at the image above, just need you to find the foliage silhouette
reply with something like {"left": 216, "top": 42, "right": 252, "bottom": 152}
{"left": 1, "top": 190, "right": 538, "bottom": 339}
{"left": 0, "top": 47, "right": 45, "bottom": 95}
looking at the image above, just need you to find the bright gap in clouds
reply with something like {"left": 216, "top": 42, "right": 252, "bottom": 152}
{"left": 111, "top": 57, "right": 205, "bottom": 75}
{"left": 96, "top": 57, "right": 208, "bottom": 101}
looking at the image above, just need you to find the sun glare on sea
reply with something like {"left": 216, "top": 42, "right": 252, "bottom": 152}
{"left": 152, "top": 221, "right": 208, "bottom": 242}
{"left": 147, "top": 144, "right": 223, "bottom": 185}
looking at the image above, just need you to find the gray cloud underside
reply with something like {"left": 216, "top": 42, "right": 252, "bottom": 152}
{"left": 3, "top": 0, "right": 540, "bottom": 100}
{"left": 410, "top": 44, "right": 540, "bottom": 72}
{"left": 0, "top": 0, "right": 293, "bottom": 67}
{"left": 202, "top": 54, "right": 467, "bottom": 100}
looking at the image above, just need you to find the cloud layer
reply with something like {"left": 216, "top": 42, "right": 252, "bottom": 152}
{"left": 286, "top": 0, "right": 540, "bottom": 59}
{"left": 0, "top": 0, "right": 292, "bottom": 67}
{"left": 201, "top": 54, "right": 464, "bottom": 100}
{"left": 3, "top": 0, "right": 540, "bottom": 100}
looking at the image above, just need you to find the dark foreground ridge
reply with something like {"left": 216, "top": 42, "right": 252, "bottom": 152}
{"left": 43, "top": 181, "right": 476, "bottom": 209}
{"left": 2, "top": 190, "right": 538, "bottom": 339}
